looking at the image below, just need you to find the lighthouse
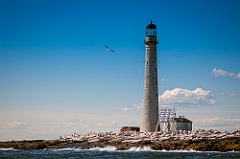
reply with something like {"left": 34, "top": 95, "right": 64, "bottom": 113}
{"left": 141, "top": 21, "right": 159, "bottom": 132}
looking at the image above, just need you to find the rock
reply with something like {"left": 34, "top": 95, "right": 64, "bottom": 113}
{"left": 1, "top": 129, "right": 240, "bottom": 152}
{"left": 120, "top": 126, "right": 140, "bottom": 132}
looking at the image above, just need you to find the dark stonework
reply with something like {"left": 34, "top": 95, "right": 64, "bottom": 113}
{"left": 1, "top": 130, "right": 240, "bottom": 152}
{"left": 0, "top": 137, "right": 239, "bottom": 151}
{"left": 120, "top": 126, "right": 140, "bottom": 132}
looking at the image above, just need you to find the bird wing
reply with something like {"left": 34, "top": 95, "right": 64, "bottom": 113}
{"left": 104, "top": 45, "right": 115, "bottom": 52}
{"left": 104, "top": 45, "right": 110, "bottom": 49}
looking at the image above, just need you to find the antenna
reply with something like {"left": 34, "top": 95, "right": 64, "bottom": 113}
{"left": 159, "top": 108, "right": 177, "bottom": 132}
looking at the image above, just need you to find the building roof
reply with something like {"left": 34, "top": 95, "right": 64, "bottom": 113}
{"left": 175, "top": 117, "right": 192, "bottom": 123}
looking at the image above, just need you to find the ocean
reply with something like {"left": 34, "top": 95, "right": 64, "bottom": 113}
{"left": 0, "top": 146, "right": 239, "bottom": 159}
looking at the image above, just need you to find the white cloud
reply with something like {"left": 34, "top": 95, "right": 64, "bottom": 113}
{"left": 127, "top": 88, "right": 215, "bottom": 108}
{"left": 160, "top": 78, "right": 168, "bottom": 82}
{"left": 0, "top": 110, "right": 142, "bottom": 140}
{"left": 159, "top": 88, "right": 216, "bottom": 106}
{"left": 236, "top": 73, "right": 240, "bottom": 79}
{"left": 5, "top": 121, "right": 28, "bottom": 129}
{"left": 212, "top": 68, "right": 232, "bottom": 77}
{"left": 221, "top": 91, "right": 238, "bottom": 96}
{"left": 121, "top": 103, "right": 143, "bottom": 111}
{"left": 121, "top": 107, "right": 132, "bottom": 111}
{"left": 110, "top": 120, "right": 117, "bottom": 125}
{"left": 212, "top": 68, "right": 240, "bottom": 79}
{"left": 97, "top": 122, "right": 104, "bottom": 127}
{"left": 194, "top": 117, "right": 240, "bottom": 131}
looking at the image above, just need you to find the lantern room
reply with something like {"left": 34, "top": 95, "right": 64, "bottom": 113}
{"left": 145, "top": 20, "right": 158, "bottom": 45}
{"left": 146, "top": 20, "right": 157, "bottom": 36}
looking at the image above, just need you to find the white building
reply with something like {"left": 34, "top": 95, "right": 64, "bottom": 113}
{"left": 159, "top": 109, "right": 193, "bottom": 132}
{"left": 175, "top": 116, "right": 192, "bottom": 131}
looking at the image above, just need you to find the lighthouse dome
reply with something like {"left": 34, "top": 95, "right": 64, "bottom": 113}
{"left": 146, "top": 21, "right": 156, "bottom": 29}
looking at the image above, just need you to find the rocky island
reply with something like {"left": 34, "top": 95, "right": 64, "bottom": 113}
{"left": 0, "top": 129, "right": 239, "bottom": 152}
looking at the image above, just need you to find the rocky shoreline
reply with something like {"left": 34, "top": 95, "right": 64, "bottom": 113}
{"left": 0, "top": 129, "right": 240, "bottom": 152}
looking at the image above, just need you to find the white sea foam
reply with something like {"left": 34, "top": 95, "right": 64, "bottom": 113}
{"left": 56, "top": 148, "right": 75, "bottom": 151}
{"left": 83, "top": 146, "right": 213, "bottom": 152}
{"left": 127, "top": 146, "right": 154, "bottom": 152}
{"left": 54, "top": 146, "right": 239, "bottom": 153}
{"left": 86, "top": 146, "right": 223, "bottom": 153}
{"left": 127, "top": 147, "right": 199, "bottom": 153}
{"left": 159, "top": 149, "right": 198, "bottom": 153}
{"left": 88, "top": 146, "right": 154, "bottom": 152}
{"left": 89, "top": 146, "right": 117, "bottom": 151}
{"left": 0, "top": 148, "right": 15, "bottom": 151}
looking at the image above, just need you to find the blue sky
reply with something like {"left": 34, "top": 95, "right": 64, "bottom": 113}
{"left": 0, "top": 0, "right": 240, "bottom": 140}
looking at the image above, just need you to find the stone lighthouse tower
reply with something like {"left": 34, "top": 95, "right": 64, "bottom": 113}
{"left": 141, "top": 21, "right": 159, "bottom": 132}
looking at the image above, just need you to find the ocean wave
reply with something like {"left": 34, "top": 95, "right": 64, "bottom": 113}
{"left": 86, "top": 146, "right": 199, "bottom": 152}
{"left": 55, "top": 148, "right": 76, "bottom": 151}
{"left": 89, "top": 146, "right": 117, "bottom": 151}
{"left": 0, "top": 148, "right": 16, "bottom": 151}
{"left": 51, "top": 146, "right": 240, "bottom": 153}
{"left": 127, "top": 146, "right": 154, "bottom": 151}
{"left": 160, "top": 149, "right": 198, "bottom": 153}
{"left": 86, "top": 147, "right": 239, "bottom": 153}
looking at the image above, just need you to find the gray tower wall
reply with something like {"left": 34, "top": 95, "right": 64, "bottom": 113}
{"left": 141, "top": 36, "right": 159, "bottom": 132}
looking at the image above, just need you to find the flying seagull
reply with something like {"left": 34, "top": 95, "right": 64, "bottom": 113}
{"left": 104, "top": 45, "right": 115, "bottom": 53}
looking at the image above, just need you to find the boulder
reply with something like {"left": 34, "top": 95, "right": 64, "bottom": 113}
{"left": 120, "top": 126, "right": 140, "bottom": 132}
